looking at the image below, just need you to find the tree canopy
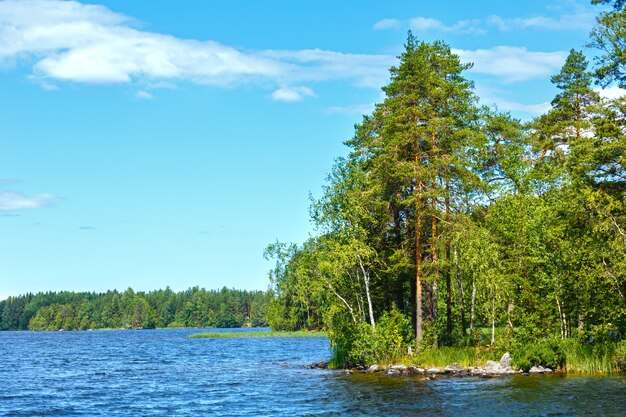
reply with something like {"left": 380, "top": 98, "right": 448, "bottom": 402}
{"left": 266, "top": 20, "right": 626, "bottom": 367}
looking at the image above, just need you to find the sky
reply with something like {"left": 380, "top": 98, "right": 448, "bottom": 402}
{"left": 0, "top": 0, "right": 619, "bottom": 299}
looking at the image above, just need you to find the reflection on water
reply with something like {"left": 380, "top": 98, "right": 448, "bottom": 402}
{"left": 0, "top": 329, "right": 624, "bottom": 416}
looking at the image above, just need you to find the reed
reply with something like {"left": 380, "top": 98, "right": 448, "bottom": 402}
{"left": 409, "top": 346, "right": 498, "bottom": 368}
{"left": 560, "top": 340, "right": 626, "bottom": 374}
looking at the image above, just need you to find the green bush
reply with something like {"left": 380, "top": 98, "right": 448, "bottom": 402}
{"left": 512, "top": 338, "right": 565, "bottom": 372}
{"left": 373, "top": 308, "right": 413, "bottom": 362}
{"left": 326, "top": 307, "right": 412, "bottom": 367}
{"left": 325, "top": 305, "right": 358, "bottom": 367}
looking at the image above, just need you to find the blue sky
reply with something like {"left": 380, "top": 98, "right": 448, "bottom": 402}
{"left": 0, "top": 0, "right": 619, "bottom": 299}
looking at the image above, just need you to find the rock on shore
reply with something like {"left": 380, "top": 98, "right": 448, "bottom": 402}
{"left": 308, "top": 352, "right": 555, "bottom": 377}
{"left": 346, "top": 352, "right": 554, "bottom": 377}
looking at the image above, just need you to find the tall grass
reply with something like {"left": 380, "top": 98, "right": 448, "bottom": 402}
{"left": 410, "top": 346, "right": 500, "bottom": 368}
{"left": 560, "top": 339, "right": 626, "bottom": 374}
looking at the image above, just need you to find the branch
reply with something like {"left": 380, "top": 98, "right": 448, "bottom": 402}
{"left": 323, "top": 277, "right": 357, "bottom": 324}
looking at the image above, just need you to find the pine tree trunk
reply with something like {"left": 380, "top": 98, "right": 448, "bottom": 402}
{"left": 416, "top": 145, "right": 423, "bottom": 346}
{"left": 431, "top": 197, "right": 438, "bottom": 324}
{"left": 430, "top": 132, "right": 438, "bottom": 346}
{"left": 445, "top": 176, "right": 452, "bottom": 342}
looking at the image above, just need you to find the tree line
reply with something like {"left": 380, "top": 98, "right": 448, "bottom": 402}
{"left": 0, "top": 287, "right": 271, "bottom": 331}
{"left": 265, "top": 1, "right": 626, "bottom": 366}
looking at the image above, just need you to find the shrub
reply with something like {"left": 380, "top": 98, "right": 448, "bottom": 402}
{"left": 326, "top": 307, "right": 412, "bottom": 367}
{"left": 512, "top": 338, "right": 565, "bottom": 372}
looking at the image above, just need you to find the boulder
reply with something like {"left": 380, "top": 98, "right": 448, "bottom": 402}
{"left": 406, "top": 365, "right": 423, "bottom": 375}
{"left": 308, "top": 361, "right": 328, "bottom": 369}
{"left": 528, "top": 365, "right": 552, "bottom": 374}
{"left": 426, "top": 367, "right": 443, "bottom": 374}
{"left": 367, "top": 364, "right": 380, "bottom": 373}
{"left": 484, "top": 360, "right": 502, "bottom": 371}
{"left": 386, "top": 368, "right": 401, "bottom": 376}
{"left": 444, "top": 363, "right": 465, "bottom": 373}
{"left": 500, "top": 352, "right": 512, "bottom": 369}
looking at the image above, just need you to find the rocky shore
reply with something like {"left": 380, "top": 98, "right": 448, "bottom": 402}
{"left": 308, "top": 352, "right": 555, "bottom": 377}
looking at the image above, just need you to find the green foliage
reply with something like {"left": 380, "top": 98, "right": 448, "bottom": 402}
{"left": 0, "top": 287, "right": 272, "bottom": 331}
{"left": 589, "top": 7, "right": 626, "bottom": 87}
{"left": 264, "top": 31, "right": 626, "bottom": 372}
{"left": 512, "top": 338, "right": 565, "bottom": 372}
{"left": 328, "top": 308, "right": 412, "bottom": 367}
{"left": 591, "top": 0, "right": 625, "bottom": 10}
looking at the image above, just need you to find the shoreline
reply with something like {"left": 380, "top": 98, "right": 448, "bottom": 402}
{"left": 309, "top": 361, "right": 626, "bottom": 377}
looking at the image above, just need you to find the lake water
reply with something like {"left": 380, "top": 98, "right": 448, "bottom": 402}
{"left": 1, "top": 329, "right": 625, "bottom": 416}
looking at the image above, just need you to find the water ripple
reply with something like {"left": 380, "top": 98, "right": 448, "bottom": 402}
{"left": 1, "top": 329, "right": 625, "bottom": 416}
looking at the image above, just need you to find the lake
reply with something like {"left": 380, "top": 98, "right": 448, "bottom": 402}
{"left": 1, "top": 329, "right": 625, "bottom": 416}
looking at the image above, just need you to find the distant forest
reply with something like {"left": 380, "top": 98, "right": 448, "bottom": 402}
{"left": 0, "top": 287, "right": 271, "bottom": 331}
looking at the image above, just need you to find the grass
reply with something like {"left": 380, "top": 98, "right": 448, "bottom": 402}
{"left": 188, "top": 330, "right": 328, "bottom": 339}
{"left": 408, "top": 346, "right": 501, "bottom": 368}
{"left": 560, "top": 340, "right": 626, "bottom": 374}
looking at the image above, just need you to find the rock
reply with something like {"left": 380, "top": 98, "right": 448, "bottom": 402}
{"left": 390, "top": 364, "right": 407, "bottom": 371}
{"left": 308, "top": 361, "right": 328, "bottom": 369}
{"left": 444, "top": 363, "right": 464, "bottom": 373}
{"left": 406, "top": 365, "right": 423, "bottom": 375}
{"left": 426, "top": 367, "right": 443, "bottom": 374}
{"left": 528, "top": 365, "right": 552, "bottom": 374}
{"left": 500, "top": 352, "right": 512, "bottom": 369}
{"left": 386, "top": 368, "right": 401, "bottom": 376}
{"left": 484, "top": 360, "right": 502, "bottom": 371}
{"left": 367, "top": 364, "right": 380, "bottom": 373}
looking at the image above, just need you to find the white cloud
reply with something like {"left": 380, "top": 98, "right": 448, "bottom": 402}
{"left": 260, "top": 49, "right": 393, "bottom": 89}
{"left": 135, "top": 90, "right": 153, "bottom": 100}
{"left": 483, "top": 98, "right": 552, "bottom": 116}
{"left": 487, "top": 10, "right": 596, "bottom": 32}
{"left": 380, "top": 3, "right": 595, "bottom": 35}
{"left": 0, "top": 294, "right": 7, "bottom": 301}
{"left": 409, "top": 16, "right": 485, "bottom": 35}
{"left": 597, "top": 86, "right": 626, "bottom": 100}
{"left": 271, "top": 86, "right": 315, "bottom": 102}
{"left": 0, "top": 0, "right": 392, "bottom": 93}
{"left": 455, "top": 47, "right": 567, "bottom": 83}
{"left": 0, "top": 191, "right": 60, "bottom": 211}
{"left": 409, "top": 17, "right": 443, "bottom": 31}
{"left": 0, "top": 0, "right": 575, "bottom": 104}
{"left": 326, "top": 103, "right": 376, "bottom": 116}
{"left": 373, "top": 18, "right": 401, "bottom": 30}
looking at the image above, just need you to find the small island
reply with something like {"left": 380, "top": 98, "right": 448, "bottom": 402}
{"left": 263, "top": 29, "right": 626, "bottom": 375}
